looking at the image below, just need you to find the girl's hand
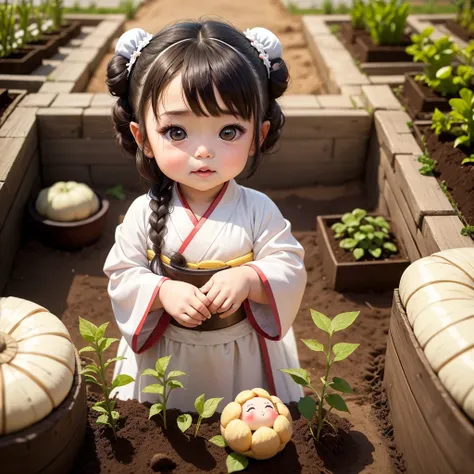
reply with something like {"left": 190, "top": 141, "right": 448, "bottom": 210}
{"left": 199, "top": 267, "right": 252, "bottom": 319}
{"left": 159, "top": 280, "right": 212, "bottom": 328}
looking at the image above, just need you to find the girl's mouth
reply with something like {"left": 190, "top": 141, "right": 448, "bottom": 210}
{"left": 192, "top": 169, "right": 216, "bottom": 177}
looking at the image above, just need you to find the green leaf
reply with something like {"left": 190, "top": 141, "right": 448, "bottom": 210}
{"left": 96, "top": 414, "right": 110, "bottom": 425}
{"left": 310, "top": 309, "right": 332, "bottom": 333}
{"left": 326, "top": 393, "right": 350, "bottom": 413}
{"left": 167, "top": 370, "right": 187, "bottom": 379}
{"left": 177, "top": 413, "right": 192, "bottom": 433}
{"left": 383, "top": 242, "right": 398, "bottom": 253}
{"left": 111, "top": 411, "right": 120, "bottom": 421}
{"left": 369, "top": 248, "right": 382, "bottom": 258}
{"left": 298, "top": 396, "right": 317, "bottom": 421}
{"left": 84, "top": 375, "right": 99, "bottom": 385}
{"left": 104, "top": 356, "right": 126, "bottom": 370}
{"left": 279, "top": 368, "right": 310, "bottom": 387}
{"left": 155, "top": 355, "right": 172, "bottom": 377}
{"left": 353, "top": 248, "right": 364, "bottom": 260}
{"left": 331, "top": 377, "right": 354, "bottom": 394}
{"left": 330, "top": 312, "right": 359, "bottom": 334}
{"left": 79, "top": 317, "right": 97, "bottom": 343}
{"left": 461, "top": 156, "right": 474, "bottom": 164}
{"left": 226, "top": 452, "right": 249, "bottom": 473}
{"left": 340, "top": 238, "right": 358, "bottom": 250}
{"left": 352, "top": 208, "right": 367, "bottom": 220}
{"left": 99, "top": 337, "right": 119, "bottom": 353}
{"left": 302, "top": 339, "right": 325, "bottom": 352}
{"left": 354, "top": 231, "right": 366, "bottom": 241}
{"left": 96, "top": 322, "right": 109, "bottom": 341}
{"left": 167, "top": 379, "right": 184, "bottom": 390}
{"left": 111, "top": 374, "right": 134, "bottom": 390}
{"left": 142, "top": 383, "right": 164, "bottom": 395}
{"left": 359, "top": 224, "right": 374, "bottom": 233}
{"left": 91, "top": 405, "right": 108, "bottom": 414}
{"left": 105, "top": 184, "right": 126, "bottom": 200}
{"left": 454, "top": 134, "right": 470, "bottom": 148}
{"left": 333, "top": 343, "right": 360, "bottom": 362}
{"left": 195, "top": 394, "right": 205, "bottom": 415}
{"left": 331, "top": 223, "right": 346, "bottom": 235}
{"left": 82, "top": 364, "right": 100, "bottom": 375}
{"left": 209, "top": 435, "right": 227, "bottom": 447}
{"left": 203, "top": 397, "right": 224, "bottom": 418}
{"left": 149, "top": 403, "right": 163, "bottom": 419}
{"left": 141, "top": 368, "right": 159, "bottom": 378}
{"left": 78, "top": 346, "right": 95, "bottom": 354}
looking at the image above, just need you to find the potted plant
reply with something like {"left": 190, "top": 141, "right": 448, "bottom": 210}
{"left": 446, "top": 0, "right": 474, "bottom": 42}
{"left": 28, "top": 181, "right": 110, "bottom": 249}
{"left": 317, "top": 209, "right": 410, "bottom": 292}
{"left": 403, "top": 27, "right": 474, "bottom": 120}
{"left": 411, "top": 89, "right": 474, "bottom": 239}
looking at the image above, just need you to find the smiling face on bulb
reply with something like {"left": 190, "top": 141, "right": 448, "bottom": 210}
{"left": 240, "top": 397, "right": 279, "bottom": 431}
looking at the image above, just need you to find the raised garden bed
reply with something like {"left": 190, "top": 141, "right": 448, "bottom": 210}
{"left": 412, "top": 124, "right": 474, "bottom": 230}
{"left": 400, "top": 73, "right": 469, "bottom": 121}
{"left": 317, "top": 214, "right": 410, "bottom": 292}
{"left": 0, "top": 47, "right": 44, "bottom": 75}
{"left": 444, "top": 19, "right": 474, "bottom": 42}
{"left": 0, "top": 89, "right": 26, "bottom": 127}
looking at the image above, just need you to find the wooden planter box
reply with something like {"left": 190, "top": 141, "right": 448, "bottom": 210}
{"left": 316, "top": 215, "right": 410, "bottom": 292}
{"left": 355, "top": 34, "right": 413, "bottom": 63}
{"left": 56, "top": 21, "right": 82, "bottom": 47}
{"left": 384, "top": 291, "right": 474, "bottom": 474}
{"left": 445, "top": 19, "right": 474, "bottom": 42}
{"left": 26, "top": 36, "right": 60, "bottom": 60}
{"left": 0, "top": 89, "right": 27, "bottom": 128}
{"left": 0, "top": 47, "right": 43, "bottom": 75}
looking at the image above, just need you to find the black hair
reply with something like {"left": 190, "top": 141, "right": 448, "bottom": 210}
{"left": 106, "top": 20, "right": 289, "bottom": 273}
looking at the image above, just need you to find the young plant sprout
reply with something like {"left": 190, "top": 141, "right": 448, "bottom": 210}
{"left": 365, "top": 0, "right": 410, "bottom": 46}
{"left": 177, "top": 394, "right": 223, "bottom": 437}
{"left": 281, "top": 309, "right": 360, "bottom": 442}
{"left": 331, "top": 208, "right": 398, "bottom": 260}
{"left": 78, "top": 318, "right": 134, "bottom": 439}
{"left": 0, "top": 4, "right": 16, "bottom": 58}
{"left": 141, "top": 355, "right": 186, "bottom": 429}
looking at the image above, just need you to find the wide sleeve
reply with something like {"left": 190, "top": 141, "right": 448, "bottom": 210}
{"left": 243, "top": 195, "right": 307, "bottom": 341}
{"left": 103, "top": 195, "right": 170, "bottom": 354}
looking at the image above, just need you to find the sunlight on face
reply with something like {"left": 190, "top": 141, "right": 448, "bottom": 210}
{"left": 241, "top": 397, "right": 278, "bottom": 431}
{"left": 144, "top": 74, "right": 255, "bottom": 194}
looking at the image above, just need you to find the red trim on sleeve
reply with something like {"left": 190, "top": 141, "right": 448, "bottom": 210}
{"left": 243, "top": 263, "right": 282, "bottom": 340}
{"left": 178, "top": 182, "right": 229, "bottom": 255}
{"left": 258, "top": 334, "right": 277, "bottom": 396}
{"left": 131, "top": 277, "right": 170, "bottom": 353}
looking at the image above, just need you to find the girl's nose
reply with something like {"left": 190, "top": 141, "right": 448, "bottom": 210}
{"left": 194, "top": 144, "right": 214, "bottom": 159}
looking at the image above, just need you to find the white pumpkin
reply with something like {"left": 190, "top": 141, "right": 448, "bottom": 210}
{"left": 399, "top": 248, "right": 474, "bottom": 420}
{"left": 0, "top": 297, "right": 75, "bottom": 435}
{"left": 35, "top": 181, "right": 100, "bottom": 222}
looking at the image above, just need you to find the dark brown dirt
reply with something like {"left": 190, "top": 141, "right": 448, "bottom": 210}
{"left": 323, "top": 218, "right": 406, "bottom": 264}
{"left": 5, "top": 186, "right": 400, "bottom": 473}
{"left": 414, "top": 125, "right": 474, "bottom": 228}
{"left": 336, "top": 23, "right": 413, "bottom": 64}
{"left": 0, "top": 90, "right": 15, "bottom": 121}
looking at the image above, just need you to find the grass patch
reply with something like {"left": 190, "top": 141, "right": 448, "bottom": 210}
{"left": 65, "top": 0, "right": 138, "bottom": 20}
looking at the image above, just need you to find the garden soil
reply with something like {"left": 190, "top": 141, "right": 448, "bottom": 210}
{"left": 5, "top": 186, "right": 403, "bottom": 473}
{"left": 86, "top": 0, "right": 323, "bottom": 94}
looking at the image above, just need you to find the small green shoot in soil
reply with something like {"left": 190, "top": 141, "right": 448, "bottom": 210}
{"left": 142, "top": 355, "right": 186, "bottom": 430}
{"left": 461, "top": 226, "right": 474, "bottom": 238}
{"left": 105, "top": 184, "right": 126, "bottom": 200}
{"left": 177, "top": 393, "right": 223, "bottom": 438}
{"left": 417, "top": 136, "right": 437, "bottom": 176}
{"left": 208, "top": 436, "right": 249, "bottom": 473}
{"left": 79, "top": 318, "right": 134, "bottom": 438}
{"left": 281, "top": 309, "right": 360, "bottom": 442}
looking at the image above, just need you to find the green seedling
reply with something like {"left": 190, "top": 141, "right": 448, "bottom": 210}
{"left": 79, "top": 318, "right": 134, "bottom": 438}
{"left": 281, "top": 309, "right": 360, "bottom": 442}
{"left": 208, "top": 436, "right": 249, "bottom": 473}
{"left": 330, "top": 208, "right": 398, "bottom": 260}
{"left": 141, "top": 355, "right": 186, "bottom": 430}
{"left": 0, "top": 4, "right": 16, "bottom": 58}
{"left": 351, "top": 0, "right": 366, "bottom": 29}
{"left": 365, "top": 0, "right": 410, "bottom": 46}
{"left": 177, "top": 393, "right": 223, "bottom": 437}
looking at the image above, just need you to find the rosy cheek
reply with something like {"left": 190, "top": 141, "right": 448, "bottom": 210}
{"left": 268, "top": 410, "right": 278, "bottom": 422}
{"left": 242, "top": 412, "right": 255, "bottom": 423}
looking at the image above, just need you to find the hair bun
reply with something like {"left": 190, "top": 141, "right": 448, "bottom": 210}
{"left": 106, "top": 54, "right": 130, "bottom": 99}
{"left": 269, "top": 57, "right": 289, "bottom": 99}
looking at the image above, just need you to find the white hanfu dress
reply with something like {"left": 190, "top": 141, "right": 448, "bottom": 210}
{"left": 103, "top": 179, "right": 307, "bottom": 410}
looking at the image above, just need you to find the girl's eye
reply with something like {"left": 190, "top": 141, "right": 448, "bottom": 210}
{"left": 265, "top": 405, "right": 273, "bottom": 410}
{"left": 219, "top": 125, "right": 245, "bottom": 141}
{"left": 161, "top": 126, "right": 187, "bottom": 142}
{"left": 246, "top": 406, "right": 255, "bottom": 412}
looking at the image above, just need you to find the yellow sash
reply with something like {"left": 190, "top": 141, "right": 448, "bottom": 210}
{"left": 146, "top": 250, "right": 253, "bottom": 269}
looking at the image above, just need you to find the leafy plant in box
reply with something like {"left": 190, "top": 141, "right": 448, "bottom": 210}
{"left": 330, "top": 208, "right": 398, "bottom": 260}
{"left": 17, "top": 0, "right": 37, "bottom": 45}
{"left": 141, "top": 355, "right": 187, "bottom": 429}
{"left": 431, "top": 87, "right": 474, "bottom": 164}
{"left": 79, "top": 318, "right": 134, "bottom": 438}
{"left": 365, "top": 0, "right": 410, "bottom": 46}
{"left": 459, "top": 0, "right": 474, "bottom": 33}
{"left": 351, "top": 0, "right": 366, "bottom": 29}
{"left": 49, "top": 0, "right": 64, "bottom": 30}
{"left": 281, "top": 309, "right": 360, "bottom": 441}
{"left": 0, "top": 4, "right": 16, "bottom": 58}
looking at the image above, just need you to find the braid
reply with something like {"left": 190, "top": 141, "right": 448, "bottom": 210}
{"left": 149, "top": 177, "right": 174, "bottom": 275}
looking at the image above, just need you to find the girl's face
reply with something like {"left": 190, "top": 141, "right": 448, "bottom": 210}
{"left": 131, "top": 74, "right": 270, "bottom": 194}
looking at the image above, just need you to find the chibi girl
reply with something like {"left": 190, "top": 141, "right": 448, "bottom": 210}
{"left": 103, "top": 19, "right": 307, "bottom": 410}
